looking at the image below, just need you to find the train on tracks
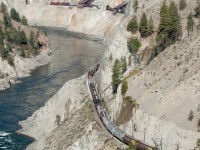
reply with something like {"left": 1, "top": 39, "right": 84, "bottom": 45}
{"left": 49, "top": 0, "right": 100, "bottom": 9}
{"left": 106, "top": 0, "right": 129, "bottom": 15}
{"left": 88, "top": 63, "right": 157, "bottom": 150}
{"left": 49, "top": 1, "right": 128, "bottom": 14}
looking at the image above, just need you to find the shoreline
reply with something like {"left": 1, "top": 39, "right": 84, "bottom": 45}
{"left": 0, "top": 47, "right": 52, "bottom": 91}
{"left": 36, "top": 26, "right": 104, "bottom": 42}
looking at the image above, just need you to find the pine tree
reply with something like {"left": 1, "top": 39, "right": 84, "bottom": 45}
{"left": 0, "top": 2, "right": 7, "bottom": 15}
{"left": 127, "top": 37, "right": 141, "bottom": 54}
{"left": 121, "top": 57, "right": 127, "bottom": 74}
{"left": 112, "top": 59, "right": 121, "bottom": 93}
{"left": 20, "top": 31, "right": 27, "bottom": 45}
{"left": 10, "top": 8, "right": 21, "bottom": 22}
{"left": 29, "top": 31, "right": 35, "bottom": 48}
{"left": 121, "top": 81, "right": 128, "bottom": 96}
{"left": 168, "top": 1, "right": 181, "bottom": 41}
{"left": 3, "top": 14, "right": 11, "bottom": 27}
{"left": 139, "top": 13, "right": 148, "bottom": 37}
{"left": 21, "top": 16, "right": 28, "bottom": 25}
{"left": 179, "top": 0, "right": 187, "bottom": 10}
{"left": 127, "top": 15, "right": 138, "bottom": 34}
{"left": 157, "top": 2, "right": 170, "bottom": 42}
{"left": 187, "top": 12, "right": 195, "bottom": 35}
{"left": 148, "top": 16, "right": 154, "bottom": 35}
{"left": 133, "top": 0, "right": 138, "bottom": 12}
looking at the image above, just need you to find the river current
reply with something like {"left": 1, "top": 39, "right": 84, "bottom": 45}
{"left": 0, "top": 28, "right": 104, "bottom": 150}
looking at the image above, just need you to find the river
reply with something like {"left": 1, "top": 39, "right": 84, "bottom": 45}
{"left": 0, "top": 28, "right": 104, "bottom": 150}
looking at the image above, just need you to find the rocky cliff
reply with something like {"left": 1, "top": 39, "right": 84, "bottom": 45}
{"left": 0, "top": 10, "right": 51, "bottom": 90}
{"left": 9, "top": 0, "right": 200, "bottom": 149}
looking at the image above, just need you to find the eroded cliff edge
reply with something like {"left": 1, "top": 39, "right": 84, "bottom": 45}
{"left": 12, "top": 0, "right": 200, "bottom": 149}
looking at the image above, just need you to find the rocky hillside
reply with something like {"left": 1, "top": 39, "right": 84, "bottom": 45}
{"left": 6, "top": 0, "right": 200, "bottom": 149}
{"left": 0, "top": 5, "right": 50, "bottom": 90}
{"left": 0, "top": 0, "right": 125, "bottom": 38}
{"left": 99, "top": 0, "right": 200, "bottom": 150}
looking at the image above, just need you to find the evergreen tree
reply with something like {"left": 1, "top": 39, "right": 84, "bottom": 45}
{"left": 133, "top": 0, "right": 138, "bottom": 12}
{"left": 195, "top": 2, "right": 200, "bottom": 17}
{"left": 157, "top": 2, "right": 170, "bottom": 42}
{"left": 121, "top": 81, "right": 128, "bottom": 96}
{"left": 121, "top": 57, "right": 127, "bottom": 74}
{"left": 139, "top": 13, "right": 148, "bottom": 37}
{"left": 29, "top": 31, "right": 35, "bottom": 48}
{"left": 0, "top": 2, "right": 7, "bottom": 15}
{"left": 0, "top": 28, "right": 4, "bottom": 44}
{"left": 127, "top": 15, "right": 138, "bottom": 34}
{"left": 10, "top": 8, "right": 20, "bottom": 22}
{"left": 187, "top": 12, "right": 195, "bottom": 35}
{"left": 127, "top": 37, "right": 141, "bottom": 54}
{"left": 112, "top": 59, "right": 121, "bottom": 93}
{"left": 0, "top": 28, "right": 7, "bottom": 59}
{"left": 179, "top": 0, "right": 187, "bottom": 10}
{"left": 20, "top": 31, "right": 27, "bottom": 45}
{"left": 3, "top": 15, "right": 11, "bottom": 27}
{"left": 21, "top": 16, "right": 28, "bottom": 25}
{"left": 148, "top": 16, "right": 154, "bottom": 35}
{"left": 197, "top": 139, "right": 200, "bottom": 149}
{"left": 168, "top": 1, "right": 181, "bottom": 41}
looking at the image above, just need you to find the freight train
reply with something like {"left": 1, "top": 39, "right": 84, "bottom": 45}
{"left": 106, "top": 0, "right": 129, "bottom": 15}
{"left": 88, "top": 63, "right": 157, "bottom": 150}
{"left": 50, "top": 2, "right": 70, "bottom": 6}
{"left": 50, "top": 1, "right": 99, "bottom": 8}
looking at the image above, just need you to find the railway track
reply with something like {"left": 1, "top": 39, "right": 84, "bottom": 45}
{"left": 87, "top": 63, "right": 157, "bottom": 150}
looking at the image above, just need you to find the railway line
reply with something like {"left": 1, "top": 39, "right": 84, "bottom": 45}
{"left": 26, "top": 0, "right": 129, "bottom": 15}
{"left": 87, "top": 63, "right": 157, "bottom": 150}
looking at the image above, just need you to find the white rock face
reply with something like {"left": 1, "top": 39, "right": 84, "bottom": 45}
{"left": 98, "top": 0, "right": 200, "bottom": 150}
{"left": 11, "top": 0, "right": 200, "bottom": 150}
{"left": 18, "top": 75, "right": 89, "bottom": 149}
{"left": 18, "top": 75, "right": 119, "bottom": 150}
{"left": 0, "top": 0, "right": 125, "bottom": 38}
{"left": 0, "top": 35, "right": 50, "bottom": 90}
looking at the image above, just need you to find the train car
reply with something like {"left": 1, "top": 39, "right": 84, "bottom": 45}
{"left": 101, "top": 114, "right": 126, "bottom": 141}
{"left": 123, "top": 135, "right": 156, "bottom": 150}
{"left": 94, "top": 63, "right": 100, "bottom": 72}
{"left": 88, "top": 69, "right": 93, "bottom": 78}
{"left": 50, "top": 2, "right": 60, "bottom": 5}
{"left": 77, "top": 0, "right": 89, "bottom": 8}
{"left": 50, "top": 2, "right": 70, "bottom": 6}
{"left": 88, "top": 63, "right": 156, "bottom": 150}
{"left": 106, "top": 0, "right": 129, "bottom": 15}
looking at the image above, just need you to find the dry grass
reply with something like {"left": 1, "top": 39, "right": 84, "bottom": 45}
{"left": 123, "top": 70, "right": 138, "bottom": 81}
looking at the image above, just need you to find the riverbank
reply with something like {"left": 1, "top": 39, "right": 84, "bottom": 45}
{"left": 0, "top": 28, "right": 104, "bottom": 150}
{"left": 0, "top": 22, "right": 51, "bottom": 91}
{"left": 38, "top": 26, "right": 104, "bottom": 42}
{"left": 11, "top": 0, "right": 200, "bottom": 149}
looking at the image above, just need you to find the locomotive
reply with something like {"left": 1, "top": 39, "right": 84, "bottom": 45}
{"left": 88, "top": 63, "right": 157, "bottom": 150}
{"left": 50, "top": 2, "right": 70, "bottom": 6}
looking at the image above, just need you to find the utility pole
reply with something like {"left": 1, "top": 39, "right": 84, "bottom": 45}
{"left": 160, "top": 134, "right": 163, "bottom": 150}
{"left": 144, "top": 127, "right": 146, "bottom": 143}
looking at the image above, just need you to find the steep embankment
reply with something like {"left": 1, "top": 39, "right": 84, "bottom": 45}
{"left": 14, "top": 0, "right": 200, "bottom": 149}
{"left": 18, "top": 75, "right": 119, "bottom": 150}
{"left": 99, "top": 0, "right": 200, "bottom": 150}
{"left": 0, "top": 10, "right": 50, "bottom": 90}
{"left": 2, "top": 0, "right": 125, "bottom": 38}
{"left": 15, "top": 0, "right": 129, "bottom": 149}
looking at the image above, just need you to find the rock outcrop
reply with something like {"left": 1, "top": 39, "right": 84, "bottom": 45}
{"left": 0, "top": 11, "right": 51, "bottom": 90}
{"left": 12, "top": 0, "right": 200, "bottom": 149}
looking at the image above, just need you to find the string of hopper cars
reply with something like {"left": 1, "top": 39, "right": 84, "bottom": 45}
{"left": 48, "top": 0, "right": 128, "bottom": 14}
{"left": 87, "top": 63, "right": 157, "bottom": 150}
{"left": 50, "top": 0, "right": 100, "bottom": 9}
